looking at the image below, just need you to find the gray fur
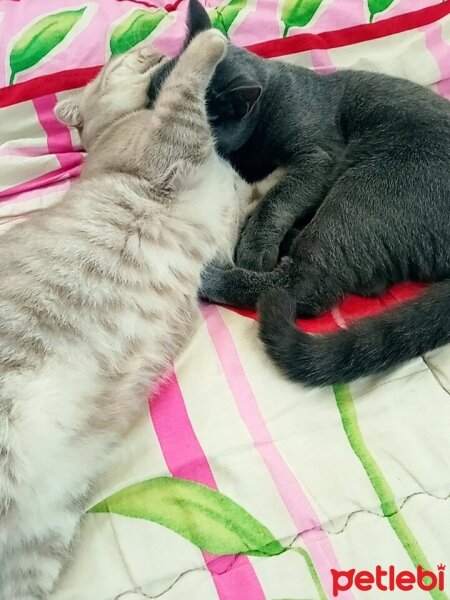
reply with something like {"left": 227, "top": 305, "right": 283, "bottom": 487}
{"left": 148, "top": 0, "right": 450, "bottom": 385}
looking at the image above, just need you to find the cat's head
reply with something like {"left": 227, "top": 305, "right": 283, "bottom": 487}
{"left": 147, "top": 0, "right": 265, "bottom": 156}
{"left": 55, "top": 43, "right": 167, "bottom": 149}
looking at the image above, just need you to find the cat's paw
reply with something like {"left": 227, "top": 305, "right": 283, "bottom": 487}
{"left": 236, "top": 233, "right": 279, "bottom": 272}
{"left": 274, "top": 255, "right": 294, "bottom": 272}
{"left": 199, "top": 264, "right": 228, "bottom": 302}
{"left": 207, "top": 29, "right": 229, "bottom": 60}
{"left": 192, "top": 29, "right": 228, "bottom": 64}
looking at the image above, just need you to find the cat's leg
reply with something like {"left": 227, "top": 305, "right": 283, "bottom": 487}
{"left": 201, "top": 225, "right": 372, "bottom": 313}
{"left": 287, "top": 261, "right": 344, "bottom": 317}
{"left": 152, "top": 29, "right": 227, "bottom": 141}
{"left": 284, "top": 177, "right": 394, "bottom": 316}
{"left": 0, "top": 384, "right": 115, "bottom": 599}
{"left": 0, "top": 467, "right": 90, "bottom": 600}
{"left": 288, "top": 256, "right": 390, "bottom": 316}
{"left": 236, "top": 150, "right": 334, "bottom": 272}
{"left": 156, "top": 29, "right": 227, "bottom": 101}
{"left": 149, "top": 30, "right": 228, "bottom": 186}
{"left": 0, "top": 508, "right": 84, "bottom": 600}
{"left": 202, "top": 171, "right": 395, "bottom": 313}
{"left": 200, "top": 260, "right": 291, "bottom": 307}
{"left": 279, "top": 227, "right": 301, "bottom": 258}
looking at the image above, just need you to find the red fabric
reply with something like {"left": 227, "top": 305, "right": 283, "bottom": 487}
{"left": 228, "top": 283, "right": 429, "bottom": 334}
{"left": 248, "top": 1, "right": 450, "bottom": 58}
{"left": 1, "top": 2, "right": 448, "bottom": 107}
{"left": 0, "top": 67, "right": 102, "bottom": 108}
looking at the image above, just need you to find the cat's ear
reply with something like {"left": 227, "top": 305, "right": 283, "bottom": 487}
{"left": 54, "top": 95, "right": 82, "bottom": 127}
{"left": 215, "top": 82, "right": 262, "bottom": 120}
{"left": 183, "top": 0, "right": 212, "bottom": 48}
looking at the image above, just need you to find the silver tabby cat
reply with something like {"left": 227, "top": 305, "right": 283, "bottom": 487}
{"left": 0, "top": 29, "right": 249, "bottom": 599}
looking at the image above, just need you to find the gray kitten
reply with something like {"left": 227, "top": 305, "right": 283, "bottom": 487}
{"left": 0, "top": 29, "right": 247, "bottom": 599}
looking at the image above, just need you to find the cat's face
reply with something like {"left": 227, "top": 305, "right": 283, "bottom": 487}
{"left": 147, "top": 0, "right": 264, "bottom": 156}
{"left": 55, "top": 43, "right": 167, "bottom": 148}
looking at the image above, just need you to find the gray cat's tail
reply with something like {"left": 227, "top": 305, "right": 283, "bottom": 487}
{"left": 258, "top": 281, "right": 450, "bottom": 386}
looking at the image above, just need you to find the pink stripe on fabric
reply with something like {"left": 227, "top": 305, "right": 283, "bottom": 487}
{"left": 436, "top": 76, "right": 450, "bottom": 100}
{"left": 0, "top": 163, "right": 81, "bottom": 202}
{"left": 0, "top": 93, "right": 83, "bottom": 204}
{"left": 33, "top": 94, "right": 81, "bottom": 169}
{"left": 149, "top": 371, "right": 266, "bottom": 600}
{"left": 0, "top": 145, "right": 50, "bottom": 158}
{"left": 202, "top": 304, "right": 355, "bottom": 600}
{"left": 419, "top": 22, "right": 450, "bottom": 98}
{"left": 310, "top": 48, "right": 336, "bottom": 74}
{"left": 0, "top": 179, "right": 70, "bottom": 207}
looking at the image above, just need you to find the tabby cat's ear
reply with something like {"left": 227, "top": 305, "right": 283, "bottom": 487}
{"left": 54, "top": 96, "right": 82, "bottom": 127}
{"left": 215, "top": 83, "right": 262, "bottom": 120}
{"left": 183, "top": 0, "right": 212, "bottom": 48}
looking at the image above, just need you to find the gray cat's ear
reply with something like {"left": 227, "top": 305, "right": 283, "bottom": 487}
{"left": 215, "top": 84, "right": 262, "bottom": 119}
{"left": 54, "top": 96, "right": 82, "bottom": 127}
{"left": 183, "top": 0, "right": 212, "bottom": 48}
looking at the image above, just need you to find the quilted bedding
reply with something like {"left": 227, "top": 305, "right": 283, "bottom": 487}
{"left": 1, "top": 1, "right": 450, "bottom": 599}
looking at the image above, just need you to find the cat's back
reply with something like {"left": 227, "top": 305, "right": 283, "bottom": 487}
{"left": 0, "top": 176, "right": 192, "bottom": 377}
{"left": 0, "top": 159, "right": 238, "bottom": 385}
{"left": 334, "top": 69, "right": 450, "bottom": 144}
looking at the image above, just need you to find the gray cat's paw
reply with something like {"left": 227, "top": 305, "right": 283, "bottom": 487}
{"left": 199, "top": 264, "right": 228, "bottom": 302}
{"left": 275, "top": 255, "right": 294, "bottom": 271}
{"left": 236, "top": 236, "right": 279, "bottom": 272}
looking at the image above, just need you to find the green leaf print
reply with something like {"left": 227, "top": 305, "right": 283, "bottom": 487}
{"left": 90, "top": 476, "right": 284, "bottom": 556}
{"left": 9, "top": 8, "right": 86, "bottom": 85}
{"left": 90, "top": 476, "right": 328, "bottom": 599}
{"left": 367, "top": 0, "right": 396, "bottom": 23}
{"left": 334, "top": 385, "right": 450, "bottom": 600}
{"left": 109, "top": 8, "right": 167, "bottom": 56}
{"left": 281, "top": 0, "right": 324, "bottom": 37}
{"left": 209, "top": 0, "right": 247, "bottom": 36}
